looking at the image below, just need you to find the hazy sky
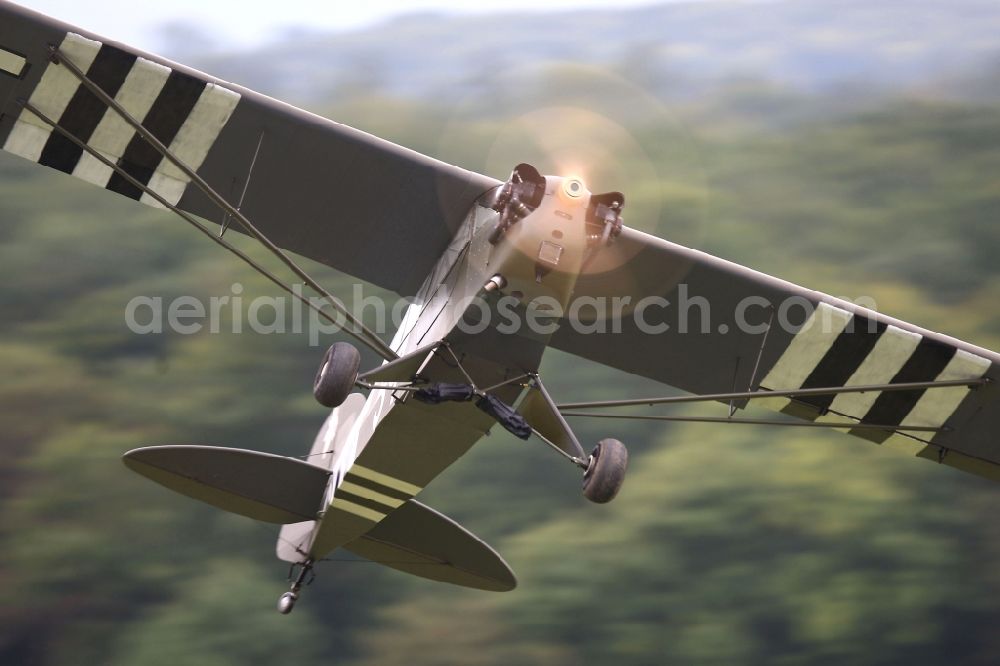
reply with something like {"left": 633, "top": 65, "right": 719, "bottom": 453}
{"left": 15, "top": 0, "right": 677, "bottom": 52}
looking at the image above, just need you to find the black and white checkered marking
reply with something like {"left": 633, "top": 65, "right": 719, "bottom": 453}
{"left": 4, "top": 32, "right": 239, "bottom": 208}
{"left": 759, "top": 302, "right": 991, "bottom": 450}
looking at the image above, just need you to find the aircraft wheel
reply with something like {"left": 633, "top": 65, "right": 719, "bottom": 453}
{"left": 313, "top": 342, "right": 361, "bottom": 408}
{"left": 277, "top": 591, "right": 298, "bottom": 615}
{"left": 582, "top": 438, "right": 628, "bottom": 504}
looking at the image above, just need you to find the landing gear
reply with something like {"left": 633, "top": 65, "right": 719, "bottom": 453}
{"left": 582, "top": 438, "right": 628, "bottom": 504}
{"left": 516, "top": 374, "right": 628, "bottom": 503}
{"left": 277, "top": 559, "right": 315, "bottom": 615}
{"left": 313, "top": 342, "right": 361, "bottom": 408}
{"left": 362, "top": 360, "right": 631, "bottom": 504}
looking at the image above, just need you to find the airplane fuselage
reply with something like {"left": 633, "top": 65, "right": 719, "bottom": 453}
{"left": 279, "top": 175, "right": 600, "bottom": 562}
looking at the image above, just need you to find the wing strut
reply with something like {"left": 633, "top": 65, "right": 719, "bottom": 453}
{"left": 45, "top": 44, "right": 397, "bottom": 361}
{"left": 556, "top": 378, "right": 988, "bottom": 411}
{"left": 560, "top": 412, "right": 947, "bottom": 432}
{"left": 554, "top": 377, "right": 992, "bottom": 434}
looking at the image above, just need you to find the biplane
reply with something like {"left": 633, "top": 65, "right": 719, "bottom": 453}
{"left": 1, "top": 1, "right": 997, "bottom": 614}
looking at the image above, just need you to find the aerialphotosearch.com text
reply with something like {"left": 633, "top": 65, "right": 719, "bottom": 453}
{"left": 124, "top": 283, "right": 879, "bottom": 346}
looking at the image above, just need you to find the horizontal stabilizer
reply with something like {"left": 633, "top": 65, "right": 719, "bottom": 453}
{"left": 123, "top": 446, "right": 330, "bottom": 524}
{"left": 343, "top": 500, "right": 516, "bottom": 592}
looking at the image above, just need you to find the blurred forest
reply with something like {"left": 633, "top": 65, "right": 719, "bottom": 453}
{"left": 2, "top": 1, "right": 1000, "bottom": 664}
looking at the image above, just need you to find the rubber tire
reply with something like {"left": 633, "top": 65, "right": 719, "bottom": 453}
{"left": 313, "top": 342, "right": 361, "bottom": 408}
{"left": 582, "top": 438, "right": 628, "bottom": 504}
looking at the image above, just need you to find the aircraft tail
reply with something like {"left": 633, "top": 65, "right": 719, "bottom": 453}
{"left": 343, "top": 498, "right": 516, "bottom": 591}
{"left": 122, "top": 392, "right": 515, "bottom": 592}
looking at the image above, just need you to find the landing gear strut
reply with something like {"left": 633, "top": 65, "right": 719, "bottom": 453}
{"left": 277, "top": 559, "right": 315, "bottom": 615}
{"left": 517, "top": 374, "right": 629, "bottom": 503}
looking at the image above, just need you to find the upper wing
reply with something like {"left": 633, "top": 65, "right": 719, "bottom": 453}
{"left": 0, "top": 1, "right": 498, "bottom": 295}
{"left": 552, "top": 227, "right": 1000, "bottom": 480}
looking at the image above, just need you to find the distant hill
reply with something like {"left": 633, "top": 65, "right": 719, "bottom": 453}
{"left": 171, "top": 0, "right": 1000, "bottom": 104}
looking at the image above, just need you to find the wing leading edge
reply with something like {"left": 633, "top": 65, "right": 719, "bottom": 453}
{"left": 0, "top": 1, "right": 499, "bottom": 295}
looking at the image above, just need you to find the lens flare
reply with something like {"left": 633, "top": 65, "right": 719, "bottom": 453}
{"left": 435, "top": 64, "right": 710, "bottom": 316}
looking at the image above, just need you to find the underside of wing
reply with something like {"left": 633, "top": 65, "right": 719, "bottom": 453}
{"left": 0, "top": 1, "right": 498, "bottom": 295}
{"left": 553, "top": 227, "right": 1000, "bottom": 480}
